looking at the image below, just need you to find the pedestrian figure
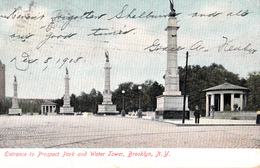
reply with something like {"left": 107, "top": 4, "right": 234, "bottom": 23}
{"left": 194, "top": 105, "right": 200, "bottom": 124}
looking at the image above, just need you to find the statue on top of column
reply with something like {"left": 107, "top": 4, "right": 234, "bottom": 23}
{"left": 169, "top": 0, "right": 176, "bottom": 17}
{"left": 14, "top": 75, "right": 16, "bottom": 82}
{"left": 66, "top": 67, "right": 68, "bottom": 75}
{"left": 105, "top": 51, "right": 109, "bottom": 62}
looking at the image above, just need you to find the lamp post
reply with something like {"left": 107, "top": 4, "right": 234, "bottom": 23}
{"left": 30, "top": 100, "right": 33, "bottom": 116}
{"left": 121, "top": 90, "right": 125, "bottom": 117}
{"left": 138, "top": 86, "right": 142, "bottom": 118}
{"left": 94, "top": 94, "right": 97, "bottom": 115}
{"left": 182, "top": 51, "right": 189, "bottom": 124}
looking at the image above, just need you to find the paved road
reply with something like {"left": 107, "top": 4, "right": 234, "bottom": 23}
{"left": 0, "top": 115, "right": 259, "bottom": 148}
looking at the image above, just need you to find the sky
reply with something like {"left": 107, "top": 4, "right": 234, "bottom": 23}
{"left": 0, "top": 0, "right": 259, "bottom": 99}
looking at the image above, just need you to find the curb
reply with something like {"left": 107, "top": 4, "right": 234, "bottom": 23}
{"left": 167, "top": 123, "right": 260, "bottom": 127}
{"left": 122, "top": 115, "right": 259, "bottom": 126}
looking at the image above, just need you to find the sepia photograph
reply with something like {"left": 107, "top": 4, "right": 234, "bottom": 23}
{"left": 0, "top": 0, "right": 259, "bottom": 167}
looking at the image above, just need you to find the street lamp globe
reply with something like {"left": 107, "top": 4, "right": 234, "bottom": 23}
{"left": 138, "top": 86, "right": 142, "bottom": 90}
{"left": 122, "top": 90, "right": 125, "bottom": 94}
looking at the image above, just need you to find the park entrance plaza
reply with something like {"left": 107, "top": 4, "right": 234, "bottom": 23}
{"left": 0, "top": 115, "right": 259, "bottom": 148}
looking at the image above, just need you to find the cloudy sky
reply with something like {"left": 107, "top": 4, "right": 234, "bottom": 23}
{"left": 0, "top": 0, "right": 259, "bottom": 99}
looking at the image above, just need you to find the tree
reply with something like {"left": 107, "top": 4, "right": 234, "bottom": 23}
{"left": 246, "top": 72, "right": 260, "bottom": 111}
{"left": 53, "top": 97, "right": 64, "bottom": 113}
{"left": 0, "top": 98, "right": 11, "bottom": 115}
{"left": 146, "top": 80, "right": 164, "bottom": 111}
{"left": 179, "top": 63, "right": 242, "bottom": 116}
{"left": 70, "top": 93, "right": 79, "bottom": 112}
{"left": 78, "top": 92, "right": 88, "bottom": 112}
{"left": 112, "top": 81, "right": 163, "bottom": 113}
{"left": 89, "top": 88, "right": 98, "bottom": 113}
{"left": 112, "top": 82, "right": 135, "bottom": 112}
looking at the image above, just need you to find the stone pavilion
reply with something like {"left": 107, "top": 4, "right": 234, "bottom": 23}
{"left": 203, "top": 80, "right": 250, "bottom": 117}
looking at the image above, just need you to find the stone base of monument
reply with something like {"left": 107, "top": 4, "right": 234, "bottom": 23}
{"left": 60, "top": 107, "right": 74, "bottom": 115}
{"left": 8, "top": 108, "right": 22, "bottom": 115}
{"left": 98, "top": 104, "right": 118, "bottom": 114}
{"left": 156, "top": 95, "right": 189, "bottom": 119}
{"left": 47, "top": 112, "right": 57, "bottom": 116}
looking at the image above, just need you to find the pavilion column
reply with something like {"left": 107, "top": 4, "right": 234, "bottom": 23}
{"left": 240, "top": 94, "right": 243, "bottom": 110}
{"left": 220, "top": 93, "right": 224, "bottom": 111}
{"left": 210, "top": 94, "right": 215, "bottom": 109}
{"left": 231, "top": 93, "right": 235, "bottom": 111}
{"left": 244, "top": 94, "right": 247, "bottom": 109}
{"left": 41, "top": 106, "right": 43, "bottom": 115}
{"left": 206, "top": 94, "right": 209, "bottom": 116}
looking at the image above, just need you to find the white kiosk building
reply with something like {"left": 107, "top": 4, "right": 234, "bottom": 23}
{"left": 41, "top": 101, "right": 57, "bottom": 115}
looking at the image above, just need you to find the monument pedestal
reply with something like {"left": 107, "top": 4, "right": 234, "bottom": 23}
{"left": 60, "top": 107, "right": 74, "bottom": 115}
{"left": 156, "top": 95, "right": 189, "bottom": 119}
{"left": 98, "top": 104, "right": 118, "bottom": 114}
{"left": 8, "top": 108, "right": 22, "bottom": 115}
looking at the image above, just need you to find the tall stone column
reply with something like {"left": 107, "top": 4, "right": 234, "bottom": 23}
{"left": 60, "top": 68, "right": 74, "bottom": 115}
{"left": 98, "top": 51, "right": 117, "bottom": 114}
{"left": 9, "top": 76, "right": 22, "bottom": 115}
{"left": 63, "top": 72, "right": 70, "bottom": 107}
{"left": 163, "top": 17, "right": 181, "bottom": 96}
{"left": 155, "top": 1, "right": 189, "bottom": 119}
{"left": 0, "top": 61, "right": 5, "bottom": 100}
{"left": 102, "top": 61, "right": 112, "bottom": 105}
{"left": 12, "top": 78, "right": 19, "bottom": 109}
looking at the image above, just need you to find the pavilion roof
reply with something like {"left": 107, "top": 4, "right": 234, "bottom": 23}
{"left": 203, "top": 82, "right": 250, "bottom": 92}
{"left": 42, "top": 101, "right": 57, "bottom": 105}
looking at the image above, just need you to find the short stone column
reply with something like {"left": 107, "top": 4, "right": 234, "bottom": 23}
{"left": 244, "top": 94, "right": 247, "bottom": 108}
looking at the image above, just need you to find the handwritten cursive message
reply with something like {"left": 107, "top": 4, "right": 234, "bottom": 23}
{"left": 0, "top": 3, "right": 257, "bottom": 72}
{"left": 144, "top": 37, "right": 257, "bottom": 54}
